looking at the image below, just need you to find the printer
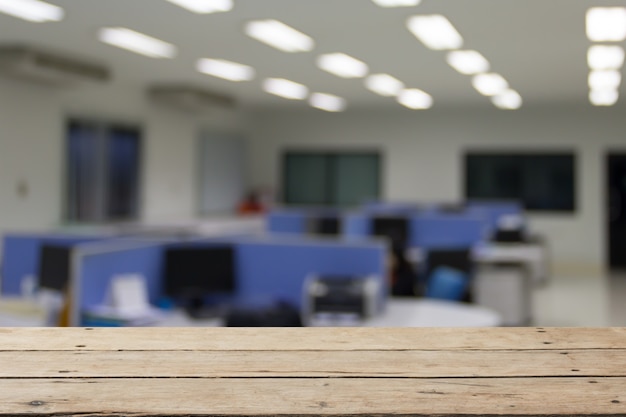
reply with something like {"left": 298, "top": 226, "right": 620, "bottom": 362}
{"left": 302, "top": 275, "right": 381, "bottom": 325}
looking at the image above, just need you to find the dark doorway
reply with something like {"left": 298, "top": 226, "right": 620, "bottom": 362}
{"left": 607, "top": 153, "right": 626, "bottom": 270}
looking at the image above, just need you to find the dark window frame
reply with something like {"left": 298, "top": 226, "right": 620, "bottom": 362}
{"left": 65, "top": 118, "right": 143, "bottom": 223}
{"left": 463, "top": 150, "right": 577, "bottom": 213}
{"left": 281, "top": 149, "right": 383, "bottom": 207}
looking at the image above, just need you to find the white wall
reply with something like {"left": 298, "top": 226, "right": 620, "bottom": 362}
{"left": 246, "top": 104, "right": 626, "bottom": 274}
{"left": 0, "top": 77, "right": 247, "bottom": 233}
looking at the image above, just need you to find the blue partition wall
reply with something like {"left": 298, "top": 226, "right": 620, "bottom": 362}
{"left": 410, "top": 216, "right": 489, "bottom": 249}
{"left": 76, "top": 243, "right": 165, "bottom": 315}
{"left": 1, "top": 233, "right": 103, "bottom": 296}
{"left": 236, "top": 239, "right": 386, "bottom": 309}
{"left": 74, "top": 236, "right": 387, "bottom": 324}
{"left": 266, "top": 211, "right": 309, "bottom": 234}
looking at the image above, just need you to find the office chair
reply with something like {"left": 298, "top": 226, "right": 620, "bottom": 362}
{"left": 425, "top": 266, "right": 469, "bottom": 301}
{"left": 424, "top": 248, "right": 473, "bottom": 301}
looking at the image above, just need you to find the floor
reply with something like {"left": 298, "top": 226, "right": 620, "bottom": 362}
{"left": 532, "top": 271, "right": 626, "bottom": 327}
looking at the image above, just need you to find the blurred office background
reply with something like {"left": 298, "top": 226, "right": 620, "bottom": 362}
{"left": 1, "top": 0, "right": 626, "bottom": 326}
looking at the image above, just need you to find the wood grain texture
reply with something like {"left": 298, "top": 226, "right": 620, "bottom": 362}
{"left": 1, "top": 327, "right": 625, "bottom": 351}
{"left": 2, "top": 378, "right": 625, "bottom": 416}
{"left": 0, "top": 327, "right": 625, "bottom": 416}
{"left": 0, "top": 349, "right": 625, "bottom": 378}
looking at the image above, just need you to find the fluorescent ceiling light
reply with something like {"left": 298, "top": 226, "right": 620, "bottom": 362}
{"left": 590, "top": 89, "right": 619, "bottom": 106}
{"left": 197, "top": 58, "right": 255, "bottom": 82}
{"left": 588, "top": 70, "right": 621, "bottom": 90}
{"left": 587, "top": 7, "right": 626, "bottom": 42}
{"left": 407, "top": 14, "right": 463, "bottom": 50}
{"left": 317, "top": 53, "right": 368, "bottom": 79}
{"left": 492, "top": 89, "right": 522, "bottom": 110}
{"left": 99, "top": 27, "right": 176, "bottom": 58}
{"left": 164, "top": 0, "right": 232, "bottom": 13}
{"left": 371, "top": 0, "right": 421, "bottom": 7}
{"left": 263, "top": 78, "right": 308, "bottom": 100}
{"left": 310, "top": 93, "right": 347, "bottom": 112}
{"left": 588, "top": 45, "right": 625, "bottom": 70}
{"left": 0, "top": 0, "right": 63, "bottom": 22}
{"left": 397, "top": 88, "right": 433, "bottom": 109}
{"left": 365, "top": 73, "right": 405, "bottom": 97}
{"left": 245, "top": 20, "right": 314, "bottom": 53}
{"left": 472, "top": 73, "right": 508, "bottom": 96}
{"left": 447, "top": 50, "right": 490, "bottom": 75}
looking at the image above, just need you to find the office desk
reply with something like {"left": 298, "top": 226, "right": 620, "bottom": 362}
{"left": 156, "top": 299, "right": 501, "bottom": 327}
{"left": 0, "top": 327, "right": 625, "bottom": 416}
{"left": 0, "top": 297, "right": 46, "bottom": 326}
{"left": 474, "top": 240, "right": 549, "bottom": 286}
{"left": 311, "top": 299, "right": 501, "bottom": 327}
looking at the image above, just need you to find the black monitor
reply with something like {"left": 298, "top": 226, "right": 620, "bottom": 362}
{"left": 493, "top": 228, "right": 525, "bottom": 243}
{"left": 163, "top": 245, "right": 236, "bottom": 313}
{"left": 38, "top": 244, "right": 72, "bottom": 292}
{"left": 372, "top": 216, "right": 409, "bottom": 249}
{"left": 312, "top": 216, "right": 340, "bottom": 236}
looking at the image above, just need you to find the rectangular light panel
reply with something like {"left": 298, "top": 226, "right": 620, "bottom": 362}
{"left": 263, "top": 78, "right": 308, "bottom": 100}
{"left": 164, "top": 0, "right": 232, "bottom": 13}
{"left": 492, "top": 90, "right": 522, "bottom": 110}
{"left": 317, "top": 53, "right": 368, "bottom": 78}
{"left": 397, "top": 88, "right": 432, "bottom": 109}
{"left": 197, "top": 58, "right": 255, "bottom": 81}
{"left": 587, "top": 7, "right": 626, "bottom": 42}
{"left": 371, "top": 0, "right": 421, "bottom": 7}
{"left": 365, "top": 73, "right": 405, "bottom": 97}
{"left": 407, "top": 14, "right": 463, "bottom": 50}
{"left": 472, "top": 73, "right": 509, "bottom": 96}
{"left": 245, "top": 20, "right": 314, "bottom": 53}
{"left": 310, "top": 93, "right": 346, "bottom": 112}
{"left": 588, "top": 45, "right": 625, "bottom": 70}
{"left": 447, "top": 50, "right": 490, "bottom": 75}
{"left": 590, "top": 89, "right": 618, "bottom": 106}
{"left": 0, "top": 0, "right": 63, "bottom": 22}
{"left": 99, "top": 27, "right": 177, "bottom": 58}
{"left": 588, "top": 70, "right": 621, "bottom": 90}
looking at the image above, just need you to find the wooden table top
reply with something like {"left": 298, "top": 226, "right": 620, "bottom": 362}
{"left": 0, "top": 327, "right": 625, "bottom": 416}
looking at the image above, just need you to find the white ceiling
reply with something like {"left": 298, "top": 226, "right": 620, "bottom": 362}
{"left": 1, "top": 0, "right": 625, "bottom": 110}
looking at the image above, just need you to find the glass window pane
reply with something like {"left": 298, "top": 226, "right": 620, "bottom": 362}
{"left": 106, "top": 126, "right": 141, "bottom": 219}
{"left": 332, "top": 154, "right": 380, "bottom": 207}
{"left": 283, "top": 153, "right": 329, "bottom": 205}
{"left": 66, "top": 121, "right": 101, "bottom": 222}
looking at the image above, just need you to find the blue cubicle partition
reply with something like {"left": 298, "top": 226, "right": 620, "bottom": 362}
{"left": 343, "top": 213, "right": 371, "bottom": 240}
{"left": 465, "top": 200, "right": 523, "bottom": 230}
{"left": 74, "top": 235, "right": 387, "bottom": 326}
{"left": 266, "top": 210, "right": 309, "bottom": 234}
{"left": 236, "top": 237, "right": 386, "bottom": 309}
{"left": 0, "top": 233, "right": 104, "bottom": 296}
{"left": 410, "top": 215, "right": 489, "bottom": 249}
{"left": 76, "top": 242, "right": 166, "bottom": 314}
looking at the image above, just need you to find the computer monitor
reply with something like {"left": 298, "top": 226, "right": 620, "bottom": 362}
{"left": 162, "top": 246, "right": 236, "bottom": 314}
{"left": 37, "top": 244, "right": 72, "bottom": 292}
{"left": 371, "top": 216, "right": 409, "bottom": 249}
{"left": 312, "top": 216, "right": 340, "bottom": 236}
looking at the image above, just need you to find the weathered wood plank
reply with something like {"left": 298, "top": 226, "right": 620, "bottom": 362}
{"left": 1, "top": 377, "right": 625, "bottom": 416}
{"left": 0, "top": 349, "right": 625, "bottom": 378}
{"left": 1, "top": 327, "right": 625, "bottom": 351}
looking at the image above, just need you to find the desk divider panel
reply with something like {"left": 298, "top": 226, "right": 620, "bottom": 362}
{"left": 343, "top": 213, "right": 371, "bottom": 240}
{"left": 235, "top": 237, "right": 387, "bottom": 310}
{"left": 73, "top": 240, "right": 175, "bottom": 326}
{"left": 73, "top": 235, "right": 387, "bottom": 326}
{"left": 266, "top": 211, "right": 309, "bottom": 234}
{"left": 410, "top": 216, "right": 489, "bottom": 249}
{"left": 1, "top": 233, "right": 104, "bottom": 296}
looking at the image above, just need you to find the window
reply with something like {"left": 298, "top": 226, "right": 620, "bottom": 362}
{"left": 464, "top": 151, "right": 576, "bottom": 212}
{"left": 66, "top": 119, "right": 141, "bottom": 222}
{"left": 282, "top": 151, "right": 381, "bottom": 207}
